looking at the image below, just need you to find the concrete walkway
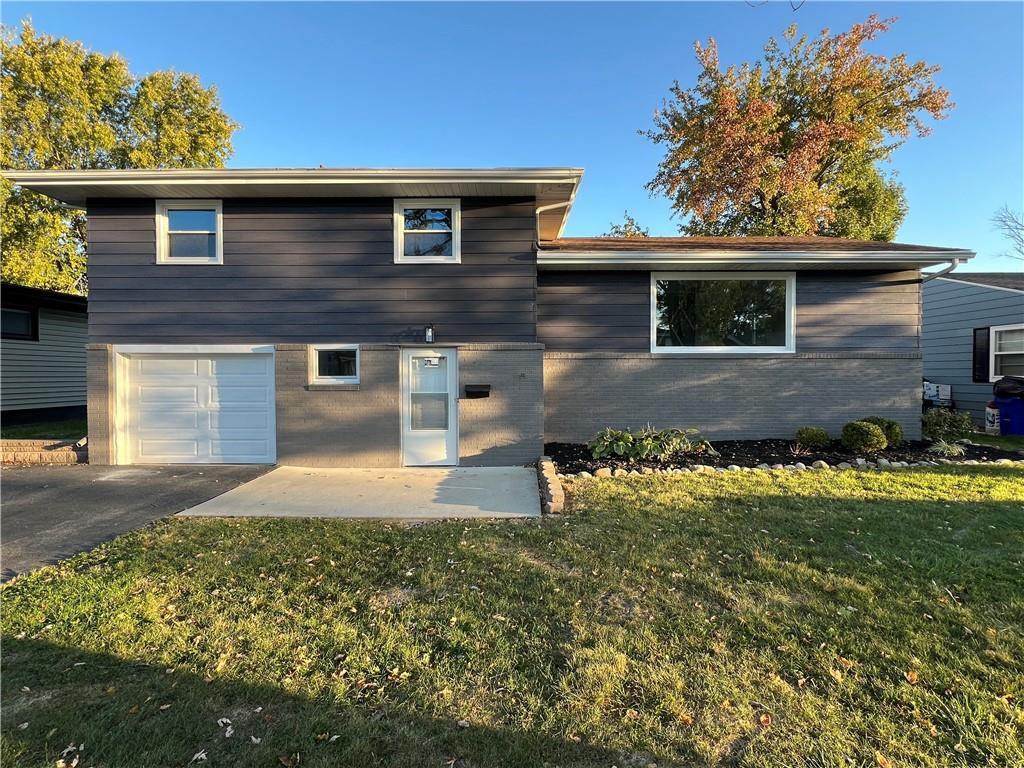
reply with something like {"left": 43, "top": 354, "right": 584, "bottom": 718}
{"left": 178, "top": 466, "right": 541, "bottom": 519}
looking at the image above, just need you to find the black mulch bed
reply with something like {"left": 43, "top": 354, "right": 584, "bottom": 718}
{"left": 545, "top": 439, "right": 1023, "bottom": 474}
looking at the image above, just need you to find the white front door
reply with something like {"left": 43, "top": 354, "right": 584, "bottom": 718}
{"left": 401, "top": 348, "right": 458, "bottom": 466}
{"left": 124, "top": 352, "right": 276, "bottom": 464}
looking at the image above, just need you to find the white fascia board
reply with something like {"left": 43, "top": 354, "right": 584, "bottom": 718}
{"left": 536, "top": 249, "right": 976, "bottom": 268}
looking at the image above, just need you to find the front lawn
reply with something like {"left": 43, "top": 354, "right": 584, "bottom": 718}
{"left": 0, "top": 417, "right": 87, "bottom": 440}
{"left": 963, "top": 431, "right": 1024, "bottom": 452}
{"left": 2, "top": 467, "right": 1022, "bottom": 767}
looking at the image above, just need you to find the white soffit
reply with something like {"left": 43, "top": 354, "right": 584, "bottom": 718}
{"left": 3, "top": 167, "right": 584, "bottom": 241}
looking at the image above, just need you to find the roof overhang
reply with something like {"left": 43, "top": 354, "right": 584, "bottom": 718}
{"left": 536, "top": 249, "right": 975, "bottom": 271}
{"left": 3, "top": 167, "right": 584, "bottom": 240}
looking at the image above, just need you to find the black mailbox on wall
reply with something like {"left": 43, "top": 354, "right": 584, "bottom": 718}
{"left": 464, "top": 384, "right": 491, "bottom": 399}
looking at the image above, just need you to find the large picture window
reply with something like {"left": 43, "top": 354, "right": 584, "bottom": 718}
{"left": 651, "top": 272, "right": 794, "bottom": 353}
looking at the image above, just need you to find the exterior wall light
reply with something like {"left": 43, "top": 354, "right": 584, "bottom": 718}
{"left": 424, "top": 324, "right": 435, "bottom": 343}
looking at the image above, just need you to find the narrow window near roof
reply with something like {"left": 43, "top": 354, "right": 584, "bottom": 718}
{"left": 156, "top": 200, "right": 223, "bottom": 264}
{"left": 651, "top": 272, "right": 795, "bottom": 353}
{"left": 394, "top": 199, "right": 461, "bottom": 263}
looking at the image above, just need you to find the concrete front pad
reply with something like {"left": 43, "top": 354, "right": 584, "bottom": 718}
{"left": 178, "top": 466, "right": 541, "bottom": 519}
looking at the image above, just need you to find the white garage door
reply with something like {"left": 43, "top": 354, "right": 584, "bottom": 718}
{"left": 125, "top": 353, "right": 276, "bottom": 464}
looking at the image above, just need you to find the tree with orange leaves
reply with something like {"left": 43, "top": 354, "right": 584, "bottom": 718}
{"left": 643, "top": 16, "right": 952, "bottom": 240}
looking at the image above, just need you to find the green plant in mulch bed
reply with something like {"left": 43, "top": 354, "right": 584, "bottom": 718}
{"left": 841, "top": 421, "right": 888, "bottom": 454}
{"left": 588, "top": 425, "right": 717, "bottom": 462}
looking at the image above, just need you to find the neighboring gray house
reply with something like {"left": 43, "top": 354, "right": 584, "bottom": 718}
{"left": 6, "top": 168, "right": 974, "bottom": 466}
{"left": 1, "top": 282, "right": 88, "bottom": 424}
{"left": 923, "top": 273, "right": 1024, "bottom": 424}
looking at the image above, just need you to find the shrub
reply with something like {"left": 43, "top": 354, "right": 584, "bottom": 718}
{"left": 861, "top": 416, "right": 904, "bottom": 446}
{"left": 588, "top": 425, "right": 715, "bottom": 462}
{"left": 841, "top": 421, "right": 888, "bottom": 454}
{"left": 921, "top": 408, "right": 973, "bottom": 442}
{"left": 927, "top": 439, "right": 966, "bottom": 457}
{"left": 794, "top": 426, "right": 830, "bottom": 451}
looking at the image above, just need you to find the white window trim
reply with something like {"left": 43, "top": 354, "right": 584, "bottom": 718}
{"left": 309, "top": 344, "right": 360, "bottom": 384}
{"left": 156, "top": 199, "right": 223, "bottom": 265}
{"left": 393, "top": 198, "right": 461, "bottom": 264}
{"left": 650, "top": 271, "right": 796, "bottom": 354}
{"left": 989, "top": 323, "right": 1024, "bottom": 382}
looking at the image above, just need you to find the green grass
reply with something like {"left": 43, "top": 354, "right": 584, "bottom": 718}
{"left": 0, "top": 417, "right": 87, "bottom": 440}
{"left": 962, "top": 431, "right": 1024, "bottom": 452}
{"left": 3, "top": 467, "right": 1023, "bottom": 767}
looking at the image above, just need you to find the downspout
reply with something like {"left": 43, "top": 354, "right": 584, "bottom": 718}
{"left": 534, "top": 201, "right": 572, "bottom": 248}
{"left": 920, "top": 257, "right": 960, "bottom": 282}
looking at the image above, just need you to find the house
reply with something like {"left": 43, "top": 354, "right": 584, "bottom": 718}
{"left": 922, "top": 273, "right": 1024, "bottom": 424}
{"left": 5, "top": 168, "right": 974, "bottom": 466}
{"left": 1, "top": 282, "right": 88, "bottom": 425}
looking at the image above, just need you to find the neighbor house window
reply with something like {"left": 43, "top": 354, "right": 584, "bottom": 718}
{"left": 1, "top": 306, "right": 38, "bottom": 341}
{"left": 393, "top": 199, "right": 461, "bottom": 263}
{"left": 309, "top": 344, "right": 359, "bottom": 384}
{"left": 156, "top": 200, "right": 223, "bottom": 264}
{"left": 651, "top": 272, "right": 795, "bottom": 353}
{"left": 990, "top": 324, "right": 1024, "bottom": 380}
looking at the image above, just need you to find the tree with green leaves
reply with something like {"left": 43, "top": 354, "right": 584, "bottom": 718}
{"left": 643, "top": 15, "right": 952, "bottom": 240}
{"left": 1, "top": 20, "right": 238, "bottom": 293}
{"left": 603, "top": 210, "right": 650, "bottom": 238}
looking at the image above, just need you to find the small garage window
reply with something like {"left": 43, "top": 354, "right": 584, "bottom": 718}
{"left": 156, "top": 200, "right": 223, "bottom": 264}
{"left": 310, "top": 344, "right": 359, "bottom": 384}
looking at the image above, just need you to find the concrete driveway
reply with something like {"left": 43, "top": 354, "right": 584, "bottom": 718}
{"left": 180, "top": 466, "right": 541, "bottom": 520}
{"left": 1, "top": 464, "right": 270, "bottom": 580}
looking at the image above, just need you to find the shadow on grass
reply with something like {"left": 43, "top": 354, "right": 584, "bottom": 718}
{"left": 1, "top": 637, "right": 626, "bottom": 768}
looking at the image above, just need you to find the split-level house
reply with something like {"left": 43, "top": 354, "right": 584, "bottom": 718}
{"left": 6, "top": 168, "right": 974, "bottom": 466}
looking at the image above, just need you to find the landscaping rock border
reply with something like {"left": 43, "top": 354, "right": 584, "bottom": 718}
{"left": 557, "top": 456, "right": 1024, "bottom": 481}
{"left": 1, "top": 438, "right": 87, "bottom": 465}
{"left": 537, "top": 456, "right": 565, "bottom": 514}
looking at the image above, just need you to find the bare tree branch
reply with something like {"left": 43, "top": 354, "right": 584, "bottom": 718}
{"left": 992, "top": 205, "right": 1024, "bottom": 261}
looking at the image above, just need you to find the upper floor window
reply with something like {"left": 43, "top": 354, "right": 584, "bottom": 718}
{"left": 651, "top": 272, "right": 795, "bottom": 353}
{"left": 1, "top": 306, "right": 38, "bottom": 341}
{"left": 156, "top": 200, "right": 223, "bottom": 264}
{"left": 990, "top": 324, "right": 1024, "bottom": 380}
{"left": 394, "top": 199, "right": 461, "bottom": 263}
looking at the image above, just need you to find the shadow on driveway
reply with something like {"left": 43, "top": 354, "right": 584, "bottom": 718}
{"left": 1, "top": 464, "right": 270, "bottom": 580}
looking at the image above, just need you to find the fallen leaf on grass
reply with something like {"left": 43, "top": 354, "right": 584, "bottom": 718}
{"left": 905, "top": 671, "right": 919, "bottom": 685}
{"left": 759, "top": 713, "right": 772, "bottom": 728}
{"left": 159, "top": 704, "right": 172, "bottom": 711}
{"left": 17, "top": 722, "right": 28, "bottom": 730}
{"left": 875, "top": 752, "right": 892, "bottom": 768}
{"left": 190, "top": 750, "right": 208, "bottom": 763}
{"left": 457, "top": 719, "right": 470, "bottom": 728}
{"left": 838, "top": 656, "right": 856, "bottom": 670}
{"left": 829, "top": 669, "right": 843, "bottom": 683}
{"left": 677, "top": 713, "right": 694, "bottom": 726}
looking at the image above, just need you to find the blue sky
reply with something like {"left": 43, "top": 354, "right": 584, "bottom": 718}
{"left": 5, "top": 1, "right": 1022, "bottom": 271}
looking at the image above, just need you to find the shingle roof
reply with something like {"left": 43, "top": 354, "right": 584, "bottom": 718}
{"left": 538, "top": 236, "right": 968, "bottom": 253}
{"left": 940, "top": 272, "right": 1024, "bottom": 291}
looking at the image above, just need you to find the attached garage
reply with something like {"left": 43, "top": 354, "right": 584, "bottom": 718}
{"left": 115, "top": 346, "right": 276, "bottom": 464}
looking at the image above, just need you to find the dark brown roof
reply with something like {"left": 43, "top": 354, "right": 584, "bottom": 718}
{"left": 2, "top": 282, "right": 87, "bottom": 313}
{"left": 940, "top": 272, "right": 1024, "bottom": 291}
{"left": 538, "top": 236, "right": 969, "bottom": 254}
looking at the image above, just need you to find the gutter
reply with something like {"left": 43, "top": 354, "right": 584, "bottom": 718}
{"left": 920, "top": 257, "right": 960, "bottom": 282}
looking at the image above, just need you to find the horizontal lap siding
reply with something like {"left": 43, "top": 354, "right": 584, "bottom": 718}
{"left": 1, "top": 309, "right": 87, "bottom": 410}
{"left": 922, "top": 279, "right": 1024, "bottom": 423}
{"left": 537, "top": 270, "right": 921, "bottom": 353}
{"left": 86, "top": 197, "right": 537, "bottom": 344}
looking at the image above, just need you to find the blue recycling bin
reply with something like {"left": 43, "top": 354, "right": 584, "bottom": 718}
{"left": 993, "top": 376, "right": 1024, "bottom": 436}
{"left": 994, "top": 396, "right": 1024, "bottom": 436}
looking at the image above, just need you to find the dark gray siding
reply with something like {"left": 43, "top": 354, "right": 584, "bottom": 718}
{"left": 922, "top": 278, "right": 1024, "bottom": 423}
{"left": 86, "top": 197, "right": 537, "bottom": 343}
{"left": 537, "top": 270, "right": 921, "bottom": 353}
